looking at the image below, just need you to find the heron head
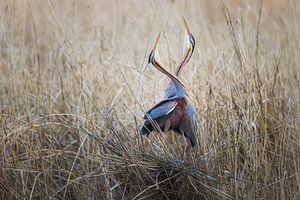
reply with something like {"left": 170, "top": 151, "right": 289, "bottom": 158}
{"left": 175, "top": 18, "right": 195, "bottom": 74}
{"left": 183, "top": 18, "right": 195, "bottom": 53}
{"left": 144, "top": 33, "right": 161, "bottom": 72}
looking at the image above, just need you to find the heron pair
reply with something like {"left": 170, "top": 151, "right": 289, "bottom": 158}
{"left": 141, "top": 19, "right": 197, "bottom": 159}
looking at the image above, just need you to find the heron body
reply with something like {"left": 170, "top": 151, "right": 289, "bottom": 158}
{"left": 141, "top": 97, "right": 186, "bottom": 135}
{"left": 161, "top": 19, "right": 197, "bottom": 149}
{"left": 141, "top": 19, "right": 198, "bottom": 158}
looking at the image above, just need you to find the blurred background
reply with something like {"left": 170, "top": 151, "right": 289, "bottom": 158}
{"left": 1, "top": 0, "right": 296, "bottom": 117}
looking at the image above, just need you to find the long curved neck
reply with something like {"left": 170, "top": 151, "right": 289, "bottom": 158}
{"left": 152, "top": 59, "right": 186, "bottom": 89}
{"left": 175, "top": 46, "right": 193, "bottom": 76}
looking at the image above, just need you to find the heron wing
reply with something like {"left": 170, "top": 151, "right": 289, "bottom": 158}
{"left": 144, "top": 97, "right": 180, "bottom": 120}
{"left": 180, "top": 104, "right": 198, "bottom": 147}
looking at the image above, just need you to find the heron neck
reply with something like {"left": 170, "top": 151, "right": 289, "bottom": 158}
{"left": 152, "top": 59, "right": 186, "bottom": 89}
{"left": 175, "top": 47, "right": 192, "bottom": 76}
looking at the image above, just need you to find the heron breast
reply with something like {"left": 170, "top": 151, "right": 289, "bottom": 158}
{"left": 169, "top": 98, "right": 187, "bottom": 127}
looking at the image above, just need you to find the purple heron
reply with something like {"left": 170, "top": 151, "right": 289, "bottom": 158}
{"left": 141, "top": 20, "right": 197, "bottom": 159}
{"left": 163, "top": 19, "right": 195, "bottom": 99}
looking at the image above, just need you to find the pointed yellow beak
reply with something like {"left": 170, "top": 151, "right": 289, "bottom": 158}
{"left": 154, "top": 33, "right": 161, "bottom": 50}
{"left": 183, "top": 18, "right": 190, "bottom": 34}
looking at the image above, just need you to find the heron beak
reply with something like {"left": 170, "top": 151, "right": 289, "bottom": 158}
{"left": 154, "top": 33, "right": 161, "bottom": 51}
{"left": 183, "top": 17, "right": 190, "bottom": 34}
{"left": 183, "top": 18, "right": 195, "bottom": 48}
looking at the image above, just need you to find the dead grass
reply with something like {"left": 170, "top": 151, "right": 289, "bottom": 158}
{"left": 0, "top": 0, "right": 300, "bottom": 199}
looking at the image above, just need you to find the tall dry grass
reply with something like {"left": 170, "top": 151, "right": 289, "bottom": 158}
{"left": 0, "top": 0, "right": 299, "bottom": 199}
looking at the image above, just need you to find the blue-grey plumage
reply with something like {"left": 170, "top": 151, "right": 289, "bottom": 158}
{"left": 163, "top": 81, "right": 177, "bottom": 99}
{"left": 141, "top": 100, "right": 197, "bottom": 148}
{"left": 143, "top": 97, "right": 179, "bottom": 120}
{"left": 177, "top": 104, "right": 197, "bottom": 147}
{"left": 163, "top": 79, "right": 186, "bottom": 99}
{"left": 141, "top": 97, "right": 186, "bottom": 137}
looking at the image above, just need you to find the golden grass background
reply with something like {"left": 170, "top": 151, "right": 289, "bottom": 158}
{"left": 1, "top": 0, "right": 300, "bottom": 199}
